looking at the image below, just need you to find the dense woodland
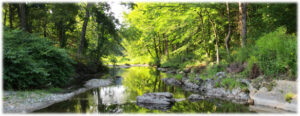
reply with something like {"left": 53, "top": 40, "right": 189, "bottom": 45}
{"left": 2, "top": 2, "right": 297, "bottom": 90}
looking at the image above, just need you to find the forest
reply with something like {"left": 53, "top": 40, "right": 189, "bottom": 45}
{"left": 2, "top": 2, "right": 297, "bottom": 90}
{"left": 1, "top": 2, "right": 298, "bottom": 113}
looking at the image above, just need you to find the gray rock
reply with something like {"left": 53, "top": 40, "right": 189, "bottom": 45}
{"left": 194, "top": 77, "right": 204, "bottom": 85}
{"left": 162, "top": 78, "right": 183, "bottom": 86}
{"left": 175, "top": 98, "right": 186, "bottom": 102}
{"left": 136, "top": 92, "right": 175, "bottom": 105}
{"left": 231, "top": 87, "right": 241, "bottom": 96}
{"left": 215, "top": 72, "right": 226, "bottom": 79}
{"left": 84, "top": 79, "right": 112, "bottom": 88}
{"left": 183, "top": 80, "right": 201, "bottom": 91}
{"left": 239, "top": 92, "right": 249, "bottom": 101}
{"left": 188, "top": 94, "right": 205, "bottom": 101}
{"left": 250, "top": 80, "right": 297, "bottom": 112}
{"left": 203, "top": 79, "right": 215, "bottom": 90}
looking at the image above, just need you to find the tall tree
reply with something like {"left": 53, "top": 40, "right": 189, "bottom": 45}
{"left": 78, "top": 3, "right": 92, "bottom": 56}
{"left": 18, "top": 3, "right": 27, "bottom": 31}
{"left": 225, "top": 2, "right": 231, "bottom": 55}
{"left": 9, "top": 4, "right": 14, "bottom": 28}
{"left": 239, "top": 2, "right": 247, "bottom": 47}
{"left": 206, "top": 10, "right": 220, "bottom": 64}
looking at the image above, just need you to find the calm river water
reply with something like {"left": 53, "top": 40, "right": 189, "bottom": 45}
{"left": 35, "top": 66, "right": 254, "bottom": 113}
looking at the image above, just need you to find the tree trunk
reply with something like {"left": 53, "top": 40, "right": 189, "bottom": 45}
{"left": 165, "top": 39, "right": 169, "bottom": 59}
{"left": 225, "top": 2, "right": 232, "bottom": 55}
{"left": 3, "top": 5, "right": 7, "bottom": 27}
{"left": 158, "top": 34, "right": 162, "bottom": 57}
{"left": 18, "top": 3, "right": 26, "bottom": 31}
{"left": 206, "top": 10, "right": 220, "bottom": 64}
{"left": 43, "top": 19, "right": 47, "bottom": 37}
{"left": 239, "top": 2, "right": 247, "bottom": 47}
{"left": 9, "top": 4, "right": 13, "bottom": 28}
{"left": 153, "top": 34, "right": 160, "bottom": 67}
{"left": 78, "top": 3, "right": 91, "bottom": 57}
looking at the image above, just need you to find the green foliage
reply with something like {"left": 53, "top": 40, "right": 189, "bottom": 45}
{"left": 253, "top": 27, "right": 296, "bottom": 77}
{"left": 220, "top": 78, "right": 240, "bottom": 90}
{"left": 3, "top": 29, "right": 75, "bottom": 90}
{"left": 238, "top": 27, "right": 297, "bottom": 78}
{"left": 174, "top": 74, "right": 183, "bottom": 80}
{"left": 200, "top": 62, "right": 228, "bottom": 79}
{"left": 285, "top": 93, "right": 295, "bottom": 103}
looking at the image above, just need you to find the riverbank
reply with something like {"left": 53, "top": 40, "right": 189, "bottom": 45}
{"left": 3, "top": 79, "right": 112, "bottom": 113}
{"left": 158, "top": 67, "right": 297, "bottom": 113}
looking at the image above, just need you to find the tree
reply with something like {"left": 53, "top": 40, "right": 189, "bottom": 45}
{"left": 78, "top": 3, "right": 92, "bottom": 57}
{"left": 224, "top": 2, "right": 231, "bottom": 55}
{"left": 50, "top": 3, "right": 79, "bottom": 48}
{"left": 18, "top": 3, "right": 27, "bottom": 31}
{"left": 239, "top": 2, "right": 247, "bottom": 47}
{"left": 206, "top": 9, "right": 220, "bottom": 64}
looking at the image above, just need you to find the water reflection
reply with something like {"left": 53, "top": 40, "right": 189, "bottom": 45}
{"left": 35, "top": 67, "right": 253, "bottom": 113}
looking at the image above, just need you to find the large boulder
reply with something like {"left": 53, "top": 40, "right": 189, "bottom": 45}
{"left": 136, "top": 92, "right": 175, "bottom": 105}
{"left": 250, "top": 80, "right": 297, "bottom": 112}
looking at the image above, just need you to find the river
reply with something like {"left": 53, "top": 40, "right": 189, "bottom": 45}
{"left": 34, "top": 66, "right": 255, "bottom": 113}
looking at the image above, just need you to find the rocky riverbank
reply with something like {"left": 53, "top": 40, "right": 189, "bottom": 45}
{"left": 3, "top": 79, "right": 113, "bottom": 113}
{"left": 158, "top": 67, "right": 297, "bottom": 112}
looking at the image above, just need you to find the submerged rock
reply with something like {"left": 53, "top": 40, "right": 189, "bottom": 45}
{"left": 136, "top": 92, "right": 175, "bottom": 105}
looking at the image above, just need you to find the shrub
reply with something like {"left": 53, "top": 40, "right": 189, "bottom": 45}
{"left": 235, "top": 27, "right": 296, "bottom": 79}
{"left": 251, "top": 27, "right": 296, "bottom": 77}
{"left": 3, "top": 29, "right": 75, "bottom": 90}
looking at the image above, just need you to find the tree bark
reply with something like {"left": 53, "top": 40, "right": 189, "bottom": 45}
{"left": 43, "top": 19, "right": 47, "bottom": 37}
{"left": 18, "top": 3, "right": 27, "bottom": 31}
{"left": 9, "top": 4, "right": 13, "bottom": 28}
{"left": 153, "top": 34, "right": 160, "bottom": 67}
{"left": 165, "top": 39, "right": 169, "bottom": 59}
{"left": 225, "top": 2, "right": 232, "bottom": 55}
{"left": 158, "top": 34, "right": 162, "bottom": 57}
{"left": 239, "top": 2, "right": 247, "bottom": 47}
{"left": 3, "top": 5, "right": 7, "bottom": 27}
{"left": 78, "top": 3, "right": 92, "bottom": 56}
{"left": 206, "top": 10, "right": 220, "bottom": 64}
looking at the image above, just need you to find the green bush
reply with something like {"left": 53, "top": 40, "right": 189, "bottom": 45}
{"left": 3, "top": 29, "right": 75, "bottom": 90}
{"left": 235, "top": 27, "right": 296, "bottom": 78}
{"left": 254, "top": 27, "right": 296, "bottom": 77}
{"left": 249, "top": 27, "right": 296, "bottom": 77}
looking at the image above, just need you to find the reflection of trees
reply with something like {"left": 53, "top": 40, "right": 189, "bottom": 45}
{"left": 122, "top": 67, "right": 160, "bottom": 100}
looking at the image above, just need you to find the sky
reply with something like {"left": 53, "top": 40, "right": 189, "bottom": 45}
{"left": 108, "top": 1, "right": 131, "bottom": 28}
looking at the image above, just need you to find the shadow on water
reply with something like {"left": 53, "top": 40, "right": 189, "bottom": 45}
{"left": 34, "top": 67, "right": 254, "bottom": 113}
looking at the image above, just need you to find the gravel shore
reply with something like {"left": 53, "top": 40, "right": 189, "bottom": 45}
{"left": 3, "top": 79, "right": 112, "bottom": 113}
